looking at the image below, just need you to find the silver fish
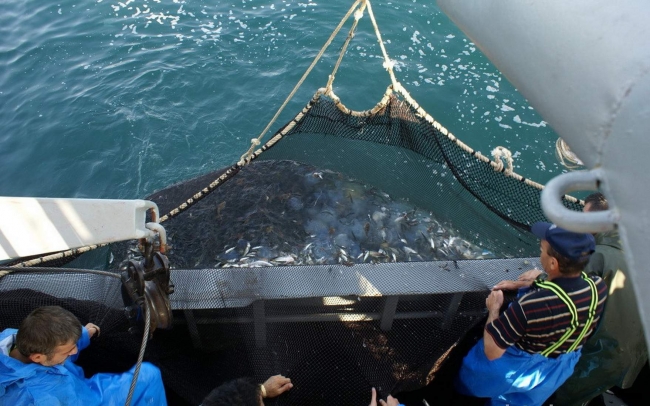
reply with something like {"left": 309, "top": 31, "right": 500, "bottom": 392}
{"left": 247, "top": 260, "right": 274, "bottom": 267}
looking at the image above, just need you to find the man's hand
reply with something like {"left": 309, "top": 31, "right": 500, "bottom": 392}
{"left": 369, "top": 388, "right": 400, "bottom": 406}
{"left": 484, "top": 290, "right": 507, "bottom": 360}
{"left": 517, "top": 269, "right": 543, "bottom": 282}
{"left": 84, "top": 323, "right": 100, "bottom": 338}
{"left": 493, "top": 279, "right": 532, "bottom": 291}
{"left": 486, "top": 290, "right": 504, "bottom": 318}
{"left": 492, "top": 269, "right": 542, "bottom": 291}
{"left": 262, "top": 375, "right": 293, "bottom": 398}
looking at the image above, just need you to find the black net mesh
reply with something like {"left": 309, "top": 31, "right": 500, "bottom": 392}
{"left": 2, "top": 88, "right": 580, "bottom": 405}
{"left": 258, "top": 91, "right": 583, "bottom": 257}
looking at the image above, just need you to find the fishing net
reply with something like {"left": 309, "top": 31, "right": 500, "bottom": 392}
{"left": 0, "top": 1, "right": 585, "bottom": 404}
{"left": 116, "top": 83, "right": 575, "bottom": 405}
{"left": 0, "top": 57, "right": 583, "bottom": 406}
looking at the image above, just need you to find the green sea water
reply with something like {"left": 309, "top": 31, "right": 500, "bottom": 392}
{"left": 0, "top": 0, "right": 562, "bottom": 201}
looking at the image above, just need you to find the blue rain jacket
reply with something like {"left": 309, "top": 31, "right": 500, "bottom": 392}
{"left": 455, "top": 338, "right": 580, "bottom": 406}
{"left": 0, "top": 327, "right": 166, "bottom": 406}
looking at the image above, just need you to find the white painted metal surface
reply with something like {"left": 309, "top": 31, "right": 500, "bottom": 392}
{"left": 541, "top": 169, "right": 619, "bottom": 233}
{"left": 0, "top": 198, "right": 159, "bottom": 260}
{"left": 437, "top": 0, "right": 650, "bottom": 348}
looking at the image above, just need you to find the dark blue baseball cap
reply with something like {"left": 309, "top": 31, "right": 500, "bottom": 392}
{"left": 531, "top": 222, "right": 595, "bottom": 261}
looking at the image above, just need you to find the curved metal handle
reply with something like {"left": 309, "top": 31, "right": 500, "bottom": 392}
{"left": 541, "top": 169, "right": 618, "bottom": 233}
{"left": 145, "top": 222, "right": 167, "bottom": 253}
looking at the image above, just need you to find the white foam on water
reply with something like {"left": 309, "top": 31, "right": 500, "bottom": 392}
{"left": 513, "top": 115, "right": 547, "bottom": 128}
{"left": 411, "top": 30, "right": 421, "bottom": 44}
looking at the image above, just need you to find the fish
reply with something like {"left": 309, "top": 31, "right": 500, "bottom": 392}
{"left": 246, "top": 260, "right": 274, "bottom": 267}
{"left": 403, "top": 246, "right": 417, "bottom": 255}
{"left": 125, "top": 160, "right": 498, "bottom": 270}
{"left": 272, "top": 255, "right": 295, "bottom": 264}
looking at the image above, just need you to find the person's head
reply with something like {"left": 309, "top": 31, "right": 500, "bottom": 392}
{"left": 202, "top": 378, "right": 263, "bottom": 406}
{"left": 16, "top": 306, "right": 82, "bottom": 366}
{"left": 584, "top": 192, "right": 608, "bottom": 213}
{"left": 531, "top": 222, "right": 595, "bottom": 276}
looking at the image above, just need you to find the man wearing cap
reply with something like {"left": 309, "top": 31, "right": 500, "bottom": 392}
{"left": 553, "top": 193, "right": 647, "bottom": 405}
{"left": 455, "top": 222, "right": 608, "bottom": 406}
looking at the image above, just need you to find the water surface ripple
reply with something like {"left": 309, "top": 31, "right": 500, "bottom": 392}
{"left": 0, "top": 0, "right": 561, "bottom": 199}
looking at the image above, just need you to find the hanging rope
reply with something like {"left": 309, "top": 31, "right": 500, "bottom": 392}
{"left": 365, "top": 0, "right": 400, "bottom": 90}
{"left": 158, "top": 0, "right": 368, "bottom": 226}
{"left": 0, "top": 266, "right": 122, "bottom": 280}
{"left": 325, "top": 2, "right": 368, "bottom": 94}
{"left": 6, "top": 244, "right": 109, "bottom": 269}
{"left": 238, "top": 0, "right": 363, "bottom": 166}
{"left": 125, "top": 297, "right": 151, "bottom": 406}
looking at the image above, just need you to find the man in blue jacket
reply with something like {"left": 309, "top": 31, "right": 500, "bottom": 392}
{"left": 0, "top": 305, "right": 167, "bottom": 405}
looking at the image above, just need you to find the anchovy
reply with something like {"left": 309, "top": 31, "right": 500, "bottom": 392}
{"left": 272, "top": 255, "right": 295, "bottom": 264}
{"left": 248, "top": 260, "right": 274, "bottom": 267}
{"left": 403, "top": 246, "right": 417, "bottom": 255}
{"left": 394, "top": 213, "right": 407, "bottom": 223}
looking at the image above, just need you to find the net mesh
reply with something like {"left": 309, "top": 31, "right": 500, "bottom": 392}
{"left": 1, "top": 85, "right": 580, "bottom": 405}
{"left": 257, "top": 88, "right": 582, "bottom": 255}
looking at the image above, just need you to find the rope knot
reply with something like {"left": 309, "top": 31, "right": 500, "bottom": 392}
{"left": 382, "top": 59, "right": 395, "bottom": 71}
{"left": 354, "top": 9, "right": 364, "bottom": 21}
{"left": 491, "top": 146, "right": 514, "bottom": 175}
{"left": 250, "top": 138, "right": 261, "bottom": 146}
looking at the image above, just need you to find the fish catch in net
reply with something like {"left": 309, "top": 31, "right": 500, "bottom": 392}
{"left": 118, "top": 160, "right": 496, "bottom": 271}
{"left": 0, "top": 1, "right": 585, "bottom": 405}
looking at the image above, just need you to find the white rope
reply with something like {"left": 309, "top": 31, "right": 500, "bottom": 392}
{"left": 8, "top": 244, "right": 108, "bottom": 269}
{"left": 238, "top": 0, "right": 362, "bottom": 166}
{"left": 325, "top": 1, "right": 368, "bottom": 94}
{"left": 491, "top": 146, "right": 514, "bottom": 175}
{"left": 365, "top": 0, "right": 399, "bottom": 90}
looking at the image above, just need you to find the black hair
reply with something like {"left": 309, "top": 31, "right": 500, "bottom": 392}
{"left": 584, "top": 192, "right": 608, "bottom": 212}
{"left": 202, "top": 378, "right": 261, "bottom": 406}
{"left": 16, "top": 306, "right": 82, "bottom": 357}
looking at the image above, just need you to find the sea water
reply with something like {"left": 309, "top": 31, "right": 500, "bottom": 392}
{"left": 0, "top": 0, "right": 562, "bottom": 211}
